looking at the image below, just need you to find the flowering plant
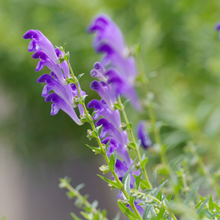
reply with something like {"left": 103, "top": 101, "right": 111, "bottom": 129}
{"left": 23, "top": 14, "right": 220, "bottom": 220}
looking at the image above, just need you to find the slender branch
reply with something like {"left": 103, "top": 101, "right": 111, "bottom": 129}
{"left": 65, "top": 183, "right": 108, "bottom": 220}
{"left": 67, "top": 61, "right": 143, "bottom": 220}
{"left": 118, "top": 96, "right": 152, "bottom": 189}
{"left": 131, "top": 190, "right": 177, "bottom": 220}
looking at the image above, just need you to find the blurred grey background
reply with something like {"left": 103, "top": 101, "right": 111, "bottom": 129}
{"left": 1, "top": 0, "right": 220, "bottom": 219}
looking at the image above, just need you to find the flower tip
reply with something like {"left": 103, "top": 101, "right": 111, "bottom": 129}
{"left": 137, "top": 121, "right": 152, "bottom": 149}
{"left": 90, "top": 69, "right": 98, "bottom": 78}
{"left": 216, "top": 22, "right": 220, "bottom": 31}
{"left": 23, "top": 29, "right": 39, "bottom": 40}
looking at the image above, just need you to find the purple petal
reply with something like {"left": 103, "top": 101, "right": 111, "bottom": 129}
{"left": 216, "top": 22, "right": 220, "bottom": 31}
{"left": 23, "top": 30, "right": 59, "bottom": 64}
{"left": 90, "top": 69, "right": 107, "bottom": 82}
{"left": 137, "top": 121, "right": 152, "bottom": 149}
{"left": 87, "top": 14, "right": 126, "bottom": 56}
{"left": 88, "top": 99, "right": 121, "bottom": 129}
{"left": 93, "top": 62, "right": 106, "bottom": 75}
{"left": 55, "top": 48, "right": 70, "bottom": 78}
{"left": 96, "top": 118, "right": 124, "bottom": 145}
{"left": 32, "top": 51, "right": 66, "bottom": 84}
{"left": 90, "top": 81, "right": 116, "bottom": 109}
{"left": 45, "top": 93, "right": 82, "bottom": 125}
{"left": 37, "top": 74, "right": 72, "bottom": 105}
{"left": 106, "top": 70, "right": 141, "bottom": 111}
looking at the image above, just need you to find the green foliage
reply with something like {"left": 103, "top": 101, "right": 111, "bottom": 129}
{"left": 117, "top": 200, "right": 139, "bottom": 220}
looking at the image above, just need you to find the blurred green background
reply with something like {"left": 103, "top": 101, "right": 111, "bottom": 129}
{"left": 0, "top": 0, "right": 220, "bottom": 219}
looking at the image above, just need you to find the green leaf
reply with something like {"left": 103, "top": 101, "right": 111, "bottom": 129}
{"left": 59, "top": 177, "right": 71, "bottom": 188}
{"left": 133, "top": 173, "right": 142, "bottom": 190}
{"left": 75, "top": 183, "right": 85, "bottom": 191}
{"left": 77, "top": 73, "right": 84, "bottom": 81}
{"left": 93, "top": 213, "right": 100, "bottom": 220}
{"left": 66, "top": 77, "right": 76, "bottom": 84}
{"left": 86, "top": 144, "right": 102, "bottom": 154}
{"left": 140, "top": 179, "right": 151, "bottom": 190}
{"left": 105, "top": 137, "right": 112, "bottom": 150}
{"left": 127, "top": 142, "right": 136, "bottom": 150}
{"left": 197, "top": 196, "right": 209, "bottom": 214}
{"left": 109, "top": 153, "right": 116, "bottom": 171}
{"left": 209, "top": 194, "right": 214, "bottom": 211}
{"left": 97, "top": 175, "right": 122, "bottom": 189}
{"left": 141, "top": 156, "right": 148, "bottom": 170}
{"left": 114, "top": 103, "right": 122, "bottom": 110}
{"left": 113, "top": 213, "right": 120, "bottom": 220}
{"left": 124, "top": 174, "right": 131, "bottom": 195}
{"left": 80, "top": 211, "right": 91, "bottom": 219}
{"left": 92, "top": 110, "right": 99, "bottom": 118}
{"left": 122, "top": 157, "right": 137, "bottom": 184}
{"left": 117, "top": 200, "right": 139, "bottom": 220}
{"left": 123, "top": 99, "right": 130, "bottom": 107}
{"left": 70, "top": 213, "right": 82, "bottom": 220}
{"left": 95, "top": 125, "right": 103, "bottom": 136}
{"left": 79, "top": 95, "right": 88, "bottom": 104}
{"left": 153, "top": 180, "right": 168, "bottom": 197}
{"left": 126, "top": 122, "right": 133, "bottom": 130}
{"left": 66, "top": 191, "right": 75, "bottom": 199}
{"left": 91, "top": 200, "right": 98, "bottom": 209}
{"left": 169, "top": 155, "right": 184, "bottom": 170}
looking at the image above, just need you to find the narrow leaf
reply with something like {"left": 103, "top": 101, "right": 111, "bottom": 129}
{"left": 122, "top": 157, "right": 138, "bottom": 184}
{"left": 153, "top": 180, "right": 168, "bottom": 197}
{"left": 142, "top": 205, "right": 153, "bottom": 220}
{"left": 70, "top": 213, "right": 82, "bottom": 220}
{"left": 97, "top": 175, "right": 121, "bottom": 189}
{"left": 197, "top": 196, "right": 209, "bottom": 214}
{"left": 75, "top": 183, "right": 85, "bottom": 192}
{"left": 141, "top": 157, "right": 148, "bottom": 170}
{"left": 113, "top": 213, "right": 120, "bottom": 220}
{"left": 117, "top": 200, "right": 139, "bottom": 220}
{"left": 109, "top": 153, "right": 116, "bottom": 171}
{"left": 133, "top": 173, "right": 142, "bottom": 190}
{"left": 124, "top": 174, "right": 131, "bottom": 195}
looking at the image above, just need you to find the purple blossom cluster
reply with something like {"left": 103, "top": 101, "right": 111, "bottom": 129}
{"left": 87, "top": 14, "right": 141, "bottom": 111}
{"left": 23, "top": 30, "right": 85, "bottom": 125}
{"left": 87, "top": 15, "right": 144, "bottom": 214}
{"left": 23, "top": 14, "right": 153, "bottom": 216}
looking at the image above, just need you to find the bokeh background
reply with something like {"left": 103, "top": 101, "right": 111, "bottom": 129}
{"left": 0, "top": 0, "right": 220, "bottom": 219}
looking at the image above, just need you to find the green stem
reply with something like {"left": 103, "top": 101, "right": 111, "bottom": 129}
{"left": 118, "top": 96, "right": 152, "bottom": 189}
{"left": 65, "top": 183, "right": 108, "bottom": 220}
{"left": 67, "top": 61, "right": 143, "bottom": 220}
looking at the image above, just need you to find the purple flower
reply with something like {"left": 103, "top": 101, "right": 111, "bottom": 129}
{"left": 90, "top": 80, "right": 116, "bottom": 109}
{"left": 88, "top": 15, "right": 141, "bottom": 110}
{"left": 95, "top": 118, "right": 128, "bottom": 147}
{"left": 101, "top": 137, "right": 131, "bottom": 165}
{"left": 23, "top": 30, "right": 59, "bottom": 64}
{"left": 87, "top": 14, "right": 125, "bottom": 56}
{"left": 24, "top": 29, "right": 85, "bottom": 123}
{"left": 45, "top": 93, "right": 82, "bottom": 125}
{"left": 87, "top": 99, "right": 121, "bottom": 129}
{"left": 32, "top": 50, "right": 66, "bottom": 84}
{"left": 137, "top": 121, "right": 152, "bottom": 149}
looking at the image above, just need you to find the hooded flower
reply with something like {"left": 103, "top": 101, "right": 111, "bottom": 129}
{"left": 24, "top": 29, "right": 84, "bottom": 124}
{"left": 88, "top": 15, "right": 141, "bottom": 111}
{"left": 137, "top": 121, "right": 152, "bottom": 149}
